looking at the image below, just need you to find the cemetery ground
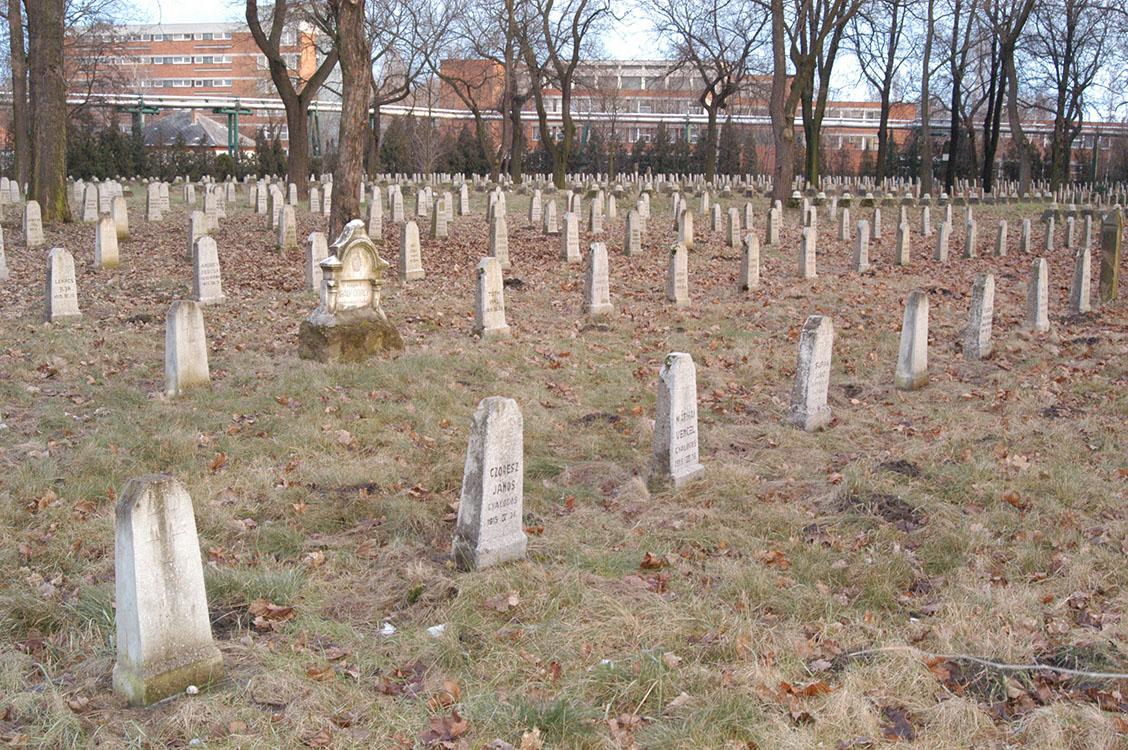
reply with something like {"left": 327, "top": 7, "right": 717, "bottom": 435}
{"left": 1, "top": 186, "right": 1127, "bottom": 749}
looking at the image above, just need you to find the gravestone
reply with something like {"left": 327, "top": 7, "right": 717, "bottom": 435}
{"left": 678, "top": 210, "right": 694, "bottom": 250}
{"left": 146, "top": 183, "right": 162, "bottom": 221}
{"left": 459, "top": 184, "right": 470, "bottom": 216}
{"left": 306, "top": 232, "right": 329, "bottom": 292}
{"left": 838, "top": 206, "right": 851, "bottom": 241}
{"left": 894, "top": 222, "right": 910, "bottom": 266}
{"left": 921, "top": 206, "right": 932, "bottom": 236}
{"left": 588, "top": 201, "right": 603, "bottom": 234}
{"left": 1026, "top": 257, "right": 1050, "bottom": 332}
{"left": 624, "top": 210, "right": 642, "bottom": 255}
{"left": 529, "top": 190, "right": 542, "bottom": 224}
{"left": 710, "top": 203, "right": 721, "bottom": 233}
{"left": 895, "top": 290, "right": 929, "bottom": 390}
{"left": 788, "top": 315, "right": 833, "bottom": 431}
{"left": 561, "top": 212, "right": 581, "bottom": 262}
{"left": 187, "top": 211, "right": 207, "bottom": 260}
{"left": 298, "top": 220, "right": 404, "bottom": 362}
{"left": 391, "top": 189, "right": 403, "bottom": 222}
{"left": 935, "top": 221, "right": 950, "bottom": 262}
{"left": 798, "top": 227, "right": 816, "bottom": 278}
{"left": 1098, "top": 211, "right": 1122, "bottom": 304}
{"left": 322, "top": 183, "right": 333, "bottom": 217}
{"left": 489, "top": 213, "right": 510, "bottom": 270}
{"left": 289, "top": 182, "right": 297, "bottom": 206}
{"left": 431, "top": 198, "right": 449, "bottom": 239}
{"left": 873, "top": 208, "right": 882, "bottom": 239}
{"left": 1021, "top": 218, "right": 1032, "bottom": 253}
{"left": 310, "top": 186, "right": 321, "bottom": 214}
{"left": 542, "top": 200, "right": 559, "bottom": 235}
{"left": 94, "top": 216, "right": 120, "bottom": 270}
{"left": 165, "top": 300, "right": 209, "bottom": 396}
{"left": 583, "top": 241, "right": 613, "bottom": 319}
{"left": 190, "top": 237, "right": 225, "bottom": 305}
{"left": 853, "top": 220, "right": 870, "bottom": 272}
{"left": 0, "top": 228, "right": 8, "bottom": 280}
{"left": 399, "top": 220, "right": 424, "bottom": 280}
{"left": 277, "top": 206, "right": 298, "bottom": 251}
{"left": 451, "top": 397, "right": 527, "bottom": 571}
{"left": 368, "top": 194, "right": 383, "bottom": 239}
{"left": 473, "top": 256, "right": 510, "bottom": 338}
{"left": 1070, "top": 248, "right": 1091, "bottom": 313}
{"left": 994, "top": 220, "right": 1007, "bottom": 257}
{"left": 1044, "top": 216, "right": 1055, "bottom": 252}
{"left": 45, "top": 248, "right": 81, "bottom": 321}
{"left": 112, "top": 475, "right": 224, "bottom": 706}
{"left": 666, "top": 242, "right": 689, "bottom": 307}
{"left": 112, "top": 196, "right": 130, "bottom": 240}
{"left": 24, "top": 200, "right": 44, "bottom": 248}
{"left": 964, "top": 273, "right": 994, "bottom": 361}
{"left": 963, "top": 218, "right": 977, "bottom": 258}
{"left": 738, "top": 233, "right": 760, "bottom": 291}
{"left": 255, "top": 184, "right": 267, "bottom": 214}
{"left": 766, "top": 206, "right": 780, "bottom": 245}
{"left": 269, "top": 189, "right": 284, "bottom": 230}
{"left": 204, "top": 192, "right": 218, "bottom": 232}
{"left": 726, "top": 207, "right": 740, "bottom": 247}
{"left": 82, "top": 184, "right": 98, "bottom": 222}
{"left": 650, "top": 353, "right": 704, "bottom": 489}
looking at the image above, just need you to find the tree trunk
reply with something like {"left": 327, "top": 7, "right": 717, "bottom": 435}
{"left": 329, "top": 0, "right": 367, "bottom": 238}
{"left": 287, "top": 103, "right": 311, "bottom": 191}
{"left": 9, "top": 0, "right": 31, "bottom": 187}
{"left": 769, "top": 0, "right": 794, "bottom": 202}
{"left": 1005, "top": 54, "right": 1032, "bottom": 195}
{"left": 508, "top": 93, "right": 527, "bottom": 183}
{"left": 703, "top": 104, "right": 719, "bottom": 183}
{"left": 25, "top": 0, "right": 70, "bottom": 222}
{"left": 876, "top": 87, "right": 891, "bottom": 182}
{"left": 919, "top": 0, "right": 934, "bottom": 195}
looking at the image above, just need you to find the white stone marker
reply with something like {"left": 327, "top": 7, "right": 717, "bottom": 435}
{"left": 894, "top": 222, "right": 910, "bottom": 266}
{"left": 306, "top": 231, "right": 329, "bottom": 291}
{"left": 82, "top": 184, "right": 98, "bottom": 222}
{"left": 431, "top": 198, "right": 449, "bottom": 239}
{"left": 368, "top": 193, "right": 383, "bottom": 239}
{"left": 873, "top": 208, "right": 882, "bottom": 239}
{"left": 798, "top": 226, "right": 816, "bottom": 278}
{"left": 921, "top": 206, "right": 932, "bottom": 236}
{"left": 473, "top": 257, "right": 510, "bottom": 338}
{"left": 738, "top": 233, "right": 760, "bottom": 291}
{"left": 894, "top": 290, "right": 929, "bottom": 391}
{"left": 624, "top": 209, "right": 642, "bottom": 256}
{"left": 853, "top": 220, "right": 870, "bottom": 271}
{"left": 964, "top": 273, "right": 994, "bottom": 361}
{"left": 1026, "top": 257, "right": 1050, "bottom": 332}
{"left": 766, "top": 206, "right": 780, "bottom": 245}
{"left": 113, "top": 474, "right": 224, "bottom": 706}
{"left": 451, "top": 397, "right": 527, "bottom": 570}
{"left": 789, "top": 315, "right": 834, "bottom": 431}
{"left": 561, "top": 212, "right": 581, "bottom": 262}
{"left": 24, "top": 200, "right": 44, "bottom": 248}
{"left": 583, "top": 241, "right": 613, "bottom": 318}
{"left": 1044, "top": 216, "right": 1055, "bottom": 252}
{"left": 459, "top": 184, "right": 470, "bottom": 216}
{"left": 278, "top": 206, "right": 298, "bottom": 251}
{"left": 963, "top": 218, "right": 977, "bottom": 258}
{"left": 399, "top": 220, "right": 424, "bottom": 281}
{"left": 1020, "top": 218, "right": 1031, "bottom": 253}
{"left": 204, "top": 191, "right": 218, "bottom": 232}
{"left": 935, "top": 221, "right": 951, "bottom": 262}
{"left": 838, "top": 206, "right": 851, "bottom": 241}
{"left": 190, "top": 237, "right": 225, "bottom": 305}
{"left": 666, "top": 242, "right": 689, "bottom": 307}
{"left": 651, "top": 352, "right": 705, "bottom": 488}
{"left": 322, "top": 183, "right": 333, "bottom": 217}
{"left": 45, "top": 248, "right": 81, "bottom": 321}
{"left": 489, "top": 213, "right": 510, "bottom": 270}
{"left": 1070, "top": 247, "right": 1091, "bottom": 314}
{"left": 391, "top": 188, "right": 403, "bottom": 222}
{"left": 95, "top": 216, "right": 120, "bottom": 269}
{"left": 588, "top": 200, "right": 603, "bottom": 234}
{"left": 112, "top": 196, "right": 130, "bottom": 240}
{"left": 994, "top": 220, "right": 1008, "bottom": 257}
{"left": 529, "top": 190, "right": 542, "bottom": 224}
{"left": 187, "top": 211, "right": 206, "bottom": 260}
{"left": 310, "top": 186, "right": 321, "bottom": 214}
{"left": 726, "top": 207, "right": 740, "bottom": 247}
{"left": 678, "top": 209, "right": 694, "bottom": 250}
{"left": 542, "top": 200, "right": 559, "bottom": 235}
{"left": 164, "top": 300, "right": 210, "bottom": 397}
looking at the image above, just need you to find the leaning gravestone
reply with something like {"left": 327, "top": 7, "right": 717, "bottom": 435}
{"left": 298, "top": 221, "right": 404, "bottom": 362}
{"left": 190, "top": 237, "right": 225, "bottom": 305}
{"left": 651, "top": 352, "right": 704, "bottom": 489}
{"left": 473, "top": 256, "right": 510, "bottom": 338}
{"left": 24, "top": 200, "right": 44, "bottom": 249}
{"left": 964, "top": 273, "right": 994, "bottom": 361}
{"left": 94, "top": 216, "right": 120, "bottom": 270}
{"left": 1098, "top": 211, "right": 1122, "bottom": 304}
{"left": 895, "top": 290, "right": 929, "bottom": 390}
{"left": 306, "top": 232, "right": 329, "bottom": 292}
{"left": 788, "top": 315, "right": 833, "bottom": 431}
{"left": 451, "top": 397, "right": 527, "bottom": 571}
{"left": 165, "top": 300, "right": 210, "bottom": 397}
{"left": 583, "top": 241, "right": 613, "bottom": 319}
{"left": 45, "top": 248, "right": 81, "bottom": 321}
{"left": 113, "top": 474, "right": 224, "bottom": 706}
{"left": 399, "top": 220, "right": 424, "bottom": 281}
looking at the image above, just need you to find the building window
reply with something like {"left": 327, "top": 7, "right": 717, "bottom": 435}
{"left": 531, "top": 125, "right": 539, "bottom": 141}
{"left": 202, "top": 32, "right": 213, "bottom": 40}
{"left": 151, "top": 34, "right": 162, "bottom": 41}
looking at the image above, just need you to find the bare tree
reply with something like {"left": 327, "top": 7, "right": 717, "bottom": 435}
{"left": 516, "top": 0, "right": 613, "bottom": 189}
{"left": 247, "top": 0, "right": 339, "bottom": 199}
{"left": 6, "top": 0, "right": 30, "bottom": 186}
{"left": 917, "top": 0, "right": 936, "bottom": 194}
{"left": 651, "top": 0, "right": 769, "bottom": 182}
{"left": 851, "top": 0, "right": 909, "bottom": 183}
{"left": 25, "top": 0, "right": 70, "bottom": 220}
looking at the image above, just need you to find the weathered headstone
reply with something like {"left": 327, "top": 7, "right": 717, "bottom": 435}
{"left": 963, "top": 218, "right": 977, "bottom": 258}
{"left": 921, "top": 206, "right": 932, "bottom": 237}
{"left": 277, "top": 205, "right": 298, "bottom": 251}
{"left": 298, "top": 221, "right": 404, "bottom": 361}
{"left": 583, "top": 242, "right": 613, "bottom": 318}
{"left": 82, "top": 184, "right": 98, "bottom": 222}
{"left": 666, "top": 242, "right": 689, "bottom": 307}
{"left": 788, "top": 315, "right": 833, "bottom": 431}
{"left": 204, "top": 191, "right": 219, "bottom": 232}
{"left": 431, "top": 198, "right": 449, "bottom": 239}
{"left": 306, "top": 232, "right": 329, "bottom": 292}
{"left": 368, "top": 194, "right": 383, "bottom": 239}
{"left": 190, "top": 237, "right": 225, "bottom": 305}
{"left": 1020, "top": 218, "right": 1032, "bottom": 253}
{"left": 588, "top": 201, "right": 603, "bottom": 234}
{"left": 799, "top": 226, "right": 816, "bottom": 278}
{"left": 24, "top": 200, "right": 44, "bottom": 248}
{"left": 45, "top": 248, "right": 80, "bottom": 321}
{"left": 651, "top": 353, "right": 704, "bottom": 488}
{"left": 738, "top": 233, "right": 760, "bottom": 291}
{"left": 624, "top": 210, "right": 642, "bottom": 255}
{"left": 994, "top": 220, "right": 1008, "bottom": 257}
{"left": 964, "top": 273, "right": 994, "bottom": 361}
{"left": 489, "top": 213, "right": 510, "bottom": 270}
{"left": 1070, "top": 248, "right": 1092, "bottom": 314}
{"left": 853, "top": 220, "right": 870, "bottom": 272}
{"left": 1026, "top": 257, "right": 1050, "bottom": 332}
{"left": 894, "top": 222, "right": 910, "bottom": 266}
{"left": 310, "top": 186, "right": 321, "bottom": 214}
{"left": 678, "top": 210, "right": 694, "bottom": 250}
{"left": 561, "top": 212, "right": 581, "bottom": 262}
{"left": 164, "top": 300, "right": 209, "bottom": 396}
{"left": 1098, "top": 211, "right": 1122, "bottom": 304}
{"left": 187, "top": 211, "right": 206, "bottom": 260}
{"left": 94, "top": 216, "right": 120, "bottom": 270}
{"left": 473, "top": 256, "right": 510, "bottom": 338}
{"left": 451, "top": 397, "right": 527, "bottom": 570}
{"left": 1044, "top": 216, "right": 1055, "bottom": 252}
{"left": 399, "top": 220, "right": 424, "bottom": 281}
{"left": 0, "top": 227, "right": 8, "bottom": 280}
{"left": 726, "top": 207, "right": 740, "bottom": 247}
{"left": 838, "top": 206, "right": 851, "bottom": 241}
{"left": 766, "top": 206, "right": 780, "bottom": 245}
{"left": 894, "top": 290, "right": 929, "bottom": 390}
{"left": 112, "top": 475, "right": 224, "bottom": 707}
{"left": 542, "top": 200, "right": 559, "bottom": 235}
{"left": 111, "top": 196, "right": 130, "bottom": 240}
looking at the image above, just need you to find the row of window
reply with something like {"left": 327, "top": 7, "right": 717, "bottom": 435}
{"left": 141, "top": 79, "right": 235, "bottom": 88}
{"left": 120, "top": 32, "right": 235, "bottom": 42}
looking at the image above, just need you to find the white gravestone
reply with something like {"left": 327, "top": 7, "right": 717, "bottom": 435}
{"left": 651, "top": 353, "right": 705, "bottom": 488}
{"left": 738, "top": 233, "right": 760, "bottom": 291}
{"left": 666, "top": 242, "right": 689, "bottom": 307}
{"left": 934, "top": 221, "right": 951, "bottom": 262}
{"left": 624, "top": 210, "right": 642, "bottom": 255}
{"left": 994, "top": 220, "right": 1008, "bottom": 257}
{"left": 798, "top": 227, "right": 816, "bottom": 278}
{"left": 583, "top": 241, "right": 614, "bottom": 319}
{"left": 399, "top": 220, "right": 424, "bottom": 281}
{"left": 112, "top": 196, "right": 130, "bottom": 240}
{"left": 187, "top": 211, "right": 206, "bottom": 260}
{"left": 190, "top": 237, "right": 225, "bottom": 305}
{"left": 474, "top": 257, "right": 510, "bottom": 338}
{"left": 1070, "top": 247, "right": 1091, "bottom": 314}
{"left": 164, "top": 300, "right": 210, "bottom": 397}
{"left": 542, "top": 200, "right": 558, "bottom": 235}
{"left": 24, "top": 200, "right": 44, "bottom": 248}
{"left": 306, "top": 232, "right": 329, "bottom": 292}
{"left": 95, "top": 216, "right": 120, "bottom": 270}
{"left": 489, "top": 213, "right": 510, "bottom": 270}
{"left": 894, "top": 222, "right": 910, "bottom": 266}
{"left": 45, "top": 247, "right": 81, "bottom": 321}
{"left": 451, "top": 397, "right": 527, "bottom": 570}
{"left": 113, "top": 475, "right": 223, "bottom": 706}
{"left": 561, "top": 212, "right": 581, "bottom": 262}
{"left": 964, "top": 273, "right": 994, "bottom": 361}
{"left": 789, "top": 315, "right": 834, "bottom": 431}
{"left": 895, "top": 290, "right": 929, "bottom": 390}
{"left": 368, "top": 194, "right": 383, "bottom": 239}
{"left": 1026, "top": 257, "right": 1050, "bottom": 332}
{"left": 853, "top": 220, "right": 870, "bottom": 272}
{"left": 82, "top": 184, "right": 98, "bottom": 222}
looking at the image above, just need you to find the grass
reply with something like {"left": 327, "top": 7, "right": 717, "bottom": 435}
{"left": 0, "top": 182, "right": 1126, "bottom": 747}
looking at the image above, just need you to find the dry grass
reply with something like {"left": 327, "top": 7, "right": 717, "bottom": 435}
{"left": 0, "top": 182, "right": 1126, "bottom": 748}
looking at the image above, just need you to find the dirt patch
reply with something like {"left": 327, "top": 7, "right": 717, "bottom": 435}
{"left": 836, "top": 490, "right": 926, "bottom": 531}
{"left": 570, "top": 412, "right": 621, "bottom": 427}
{"left": 878, "top": 459, "right": 923, "bottom": 478}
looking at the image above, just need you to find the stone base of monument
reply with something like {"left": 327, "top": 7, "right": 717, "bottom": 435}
{"left": 453, "top": 531, "right": 527, "bottom": 571}
{"left": 789, "top": 405, "right": 831, "bottom": 432}
{"left": 113, "top": 645, "right": 224, "bottom": 707}
{"left": 299, "top": 309, "right": 405, "bottom": 362}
